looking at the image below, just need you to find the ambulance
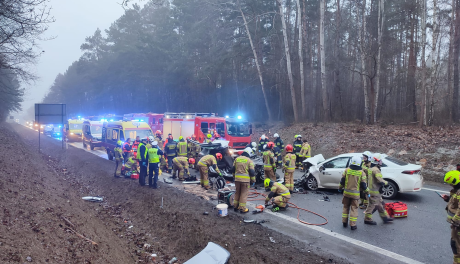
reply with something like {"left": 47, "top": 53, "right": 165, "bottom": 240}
{"left": 65, "top": 119, "right": 84, "bottom": 142}
{"left": 102, "top": 120, "right": 153, "bottom": 160}
{"left": 82, "top": 120, "right": 104, "bottom": 150}
{"left": 123, "top": 113, "right": 164, "bottom": 133}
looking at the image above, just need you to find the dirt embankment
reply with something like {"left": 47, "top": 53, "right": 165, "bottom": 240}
{"left": 1, "top": 123, "right": 347, "bottom": 264}
{"left": 253, "top": 122, "right": 460, "bottom": 183}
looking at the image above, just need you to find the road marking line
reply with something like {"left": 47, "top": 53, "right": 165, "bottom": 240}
{"left": 422, "top": 187, "right": 449, "bottom": 193}
{"left": 246, "top": 201, "right": 424, "bottom": 264}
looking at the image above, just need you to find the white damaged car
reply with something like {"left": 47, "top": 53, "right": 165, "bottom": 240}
{"left": 302, "top": 153, "right": 423, "bottom": 199}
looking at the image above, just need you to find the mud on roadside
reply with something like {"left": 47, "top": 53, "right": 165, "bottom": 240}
{"left": 2, "top": 123, "right": 348, "bottom": 264}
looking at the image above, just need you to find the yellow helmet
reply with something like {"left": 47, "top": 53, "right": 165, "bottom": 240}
{"left": 445, "top": 170, "right": 460, "bottom": 185}
{"left": 179, "top": 136, "right": 183, "bottom": 140}
{"left": 264, "top": 178, "right": 272, "bottom": 189}
{"left": 207, "top": 134, "right": 212, "bottom": 139}
{"left": 117, "top": 140, "right": 122, "bottom": 146}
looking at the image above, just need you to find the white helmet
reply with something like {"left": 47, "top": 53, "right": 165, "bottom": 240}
{"left": 251, "top": 142, "right": 257, "bottom": 148}
{"left": 350, "top": 156, "right": 362, "bottom": 166}
{"left": 152, "top": 141, "right": 158, "bottom": 146}
{"left": 244, "top": 147, "right": 253, "bottom": 155}
{"left": 370, "top": 153, "right": 383, "bottom": 165}
{"left": 148, "top": 136, "right": 155, "bottom": 142}
{"left": 263, "top": 144, "right": 267, "bottom": 150}
{"left": 363, "top": 151, "right": 372, "bottom": 158}
{"left": 261, "top": 135, "right": 266, "bottom": 140}
{"left": 274, "top": 133, "right": 279, "bottom": 138}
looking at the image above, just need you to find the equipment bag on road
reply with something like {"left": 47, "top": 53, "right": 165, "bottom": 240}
{"left": 385, "top": 202, "right": 408, "bottom": 218}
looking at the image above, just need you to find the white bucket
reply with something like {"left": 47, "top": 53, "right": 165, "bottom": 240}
{"left": 216, "top": 204, "right": 228, "bottom": 217}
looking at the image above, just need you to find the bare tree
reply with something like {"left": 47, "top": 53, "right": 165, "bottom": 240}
{"left": 277, "top": 0, "right": 298, "bottom": 122}
{"left": 428, "top": 0, "right": 439, "bottom": 125}
{"left": 374, "top": 0, "right": 385, "bottom": 123}
{"left": 420, "top": 0, "right": 427, "bottom": 126}
{"left": 320, "top": 0, "right": 329, "bottom": 121}
{"left": 296, "top": 0, "right": 306, "bottom": 120}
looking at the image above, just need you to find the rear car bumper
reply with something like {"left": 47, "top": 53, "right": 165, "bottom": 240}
{"left": 399, "top": 175, "right": 423, "bottom": 193}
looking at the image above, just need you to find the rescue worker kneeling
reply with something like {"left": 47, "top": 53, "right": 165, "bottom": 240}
{"left": 172, "top": 156, "right": 190, "bottom": 181}
{"left": 442, "top": 169, "right": 460, "bottom": 264}
{"left": 338, "top": 156, "right": 369, "bottom": 230}
{"left": 264, "top": 179, "right": 291, "bottom": 212}
{"left": 231, "top": 149, "right": 255, "bottom": 213}
{"left": 122, "top": 154, "right": 138, "bottom": 178}
{"left": 197, "top": 153, "right": 222, "bottom": 190}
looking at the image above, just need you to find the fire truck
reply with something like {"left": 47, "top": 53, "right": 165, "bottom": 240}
{"left": 162, "top": 112, "right": 252, "bottom": 150}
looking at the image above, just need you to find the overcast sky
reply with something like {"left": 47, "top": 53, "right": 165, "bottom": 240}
{"left": 20, "top": 0, "right": 143, "bottom": 118}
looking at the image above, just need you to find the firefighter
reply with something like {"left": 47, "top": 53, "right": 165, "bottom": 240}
{"left": 299, "top": 139, "right": 311, "bottom": 170}
{"left": 114, "top": 141, "right": 123, "bottom": 178}
{"left": 197, "top": 153, "right": 222, "bottom": 190}
{"left": 122, "top": 138, "right": 132, "bottom": 163}
{"left": 176, "top": 136, "right": 188, "bottom": 157}
{"left": 164, "top": 137, "right": 177, "bottom": 173}
{"left": 283, "top": 144, "right": 296, "bottom": 191}
{"left": 338, "top": 156, "right": 369, "bottom": 230}
{"left": 137, "top": 138, "right": 149, "bottom": 186}
{"left": 187, "top": 137, "right": 193, "bottom": 158}
{"left": 273, "top": 133, "right": 284, "bottom": 168}
{"left": 133, "top": 136, "right": 141, "bottom": 152}
{"left": 154, "top": 131, "right": 163, "bottom": 150}
{"left": 442, "top": 170, "right": 460, "bottom": 264}
{"left": 231, "top": 148, "right": 255, "bottom": 213}
{"left": 163, "top": 133, "right": 173, "bottom": 150}
{"left": 359, "top": 151, "right": 372, "bottom": 209}
{"left": 264, "top": 178, "right": 291, "bottom": 212}
{"left": 172, "top": 156, "right": 190, "bottom": 181}
{"left": 293, "top": 135, "right": 303, "bottom": 169}
{"left": 146, "top": 136, "right": 154, "bottom": 149}
{"left": 148, "top": 141, "right": 163, "bottom": 188}
{"left": 364, "top": 153, "right": 393, "bottom": 225}
{"left": 258, "top": 135, "right": 269, "bottom": 155}
{"left": 263, "top": 142, "right": 277, "bottom": 182}
{"left": 122, "top": 155, "right": 138, "bottom": 178}
{"left": 205, "top": 134, "right": 212, "bottom": 143}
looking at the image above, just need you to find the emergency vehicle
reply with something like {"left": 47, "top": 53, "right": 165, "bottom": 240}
{"left": 123, "top": 113, "right": 164, "bottom": 133}
{"left": 64, "top": 119, "right": 84, "bottom": 141}
{"left": 162, "top": 113, "right": 252, "bottom": 149}
{"left": 102, "top": 120, "right": 153, "bottom": 160}
{"left": 82, "top": 120, "right": 104, "bottom": 150}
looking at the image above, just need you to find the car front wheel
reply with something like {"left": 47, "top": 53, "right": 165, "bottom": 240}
{"left": 382, "top": 181, "right": 398, "bottom": 200}
{"left": 305, "top": 175, "right": 318, "bottom": 191}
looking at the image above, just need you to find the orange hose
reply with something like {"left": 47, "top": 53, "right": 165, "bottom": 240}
{"left": 247, "top": 188, "right": 328, "bottom": 226}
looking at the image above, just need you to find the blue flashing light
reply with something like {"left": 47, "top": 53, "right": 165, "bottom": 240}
{"left": 225, "top": 115, "right": 229, "bottom": 118}
{"left": 59, "top": 125, "right": 61, "bottom": 128}
{"left": 56, "top": 133, "right": 60, "bottom": 136}
{"left": 140, "top": 119, "right": 144, "bottom": 122}
{"left": 110, "top": 119, "right": 114, "bottom": 122}
{"left": 100, "top": 119, "right": 104, "bottom": 122}
{"left": 237, "top": 116, "right": 242, "bottom": 120}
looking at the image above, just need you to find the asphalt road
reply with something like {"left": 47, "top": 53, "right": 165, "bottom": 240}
{"left": 47, "top": 131, "right": 451, "bottom": 263}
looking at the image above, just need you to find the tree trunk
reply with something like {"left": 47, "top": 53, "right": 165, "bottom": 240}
{"left": 296, "top": 0, "right": 305, "bottom": 120}
{"left": 449, "top": 0, "right": 455, "bottom": 122}
{"left": 302, "top": 0, "right": 308, "bottom": 119}
{"left": 360, "top": 0, "right": 371, "bottom": 124}
{"left": 334, "top": 0, "right": 343, "bottom": 120}
{"left": 320, "top": 0, "right": 330, "bottom": 121}
{"left": 238, "top": 1, "right": 273, "bottom": 121}
{"left": 420, "top": 0, "right": 427, "bottom": 126}
{"left": 374, "top": 0, "right": 384, "bottom": 123}
{"left": 454, "top": 0, "right": 460, "bottom": 122}
{"left": 277, "top": 0, "right": 298, "bottom": 122}
{"left": 407, "top": 12, "right": 418, "bottom": 122}
{"left": 428, "top": 0, "right": 438, "bottom": 126}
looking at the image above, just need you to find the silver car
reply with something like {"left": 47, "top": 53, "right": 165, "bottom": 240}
{"left": 304, "top": 153, "right": 423, "bottom": 199}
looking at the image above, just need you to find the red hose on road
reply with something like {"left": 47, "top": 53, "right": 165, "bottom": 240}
{"left": 247, "top": 188, "right": 328, "bottom": 226}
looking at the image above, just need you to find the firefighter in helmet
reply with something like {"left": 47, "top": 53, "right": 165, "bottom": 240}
{"left": 442, "top": 169, "right": 460, "bottom": 264}
{"left": 197, "top": 153, "right": 222, "bottom": 189}
{"left": 231, "top": 148, "right": 255, "bottom": 213}
{"left": 263, "top": 142, "right": 277, "bottom": 182}
{"left": 283, "top": 144, "right": 296, "bottom": 191}
{"left": 264, "top": 178, "right": 291, "bottom": 212}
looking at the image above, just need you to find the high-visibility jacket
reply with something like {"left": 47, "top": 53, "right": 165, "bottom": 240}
{"left": 204, "top": 139, "right": 212, "bottom": 143}
{"left": 148, "top": 147, "right": 160, "bottom": 163}
{"left": 299, "top": 142, "right": 311, "bottom": 158}
{"left": 165, "top": 140, "right": 177, "bottom": 157}
{"left": 274, "top": 138, "right": 284, "bottom": 151}
{"left": 283, "top": 153, "right": 296, "bottom": 172}
{"left": 176, "top": 141, "right": 188, "bottom": 156}
{"left": 233, "top": 156, "right": 255, "bottom": 183}
{"left": 198, "top": 155, "right": 220, "bottom": 173}
{"left": 114, "top": 147, "right": 123, "bottom": 161}
{"left": 258, "top": 139, "right": 269, "bottom": 151}
{"left": 125, "top": 157, "right": 137, "bottom": 169}
{"left": 293, "top": 140, "right": 302, "bottom": 154}
{"left": 447, "top": 186, "right": 460, "bottom": 224}
{"left": 265, "top": 182, "right": 291, "bottom": 202}
{"left": 262, "top": 150, "right": 275, "bottom": 169}
{"left": 339, "top": 167, "right": 369, "bottom": 199}
{"left": 173, "top": 156, "right": 188, "bottom": 168}
{"left": 366, "top": 166, "right": 387, "bottom": 196}
{"left": 136, "top": 143, "right": 147, "bottom": 161}
{"left": 154, "top": 136, "right": 163, "bottom": 150}
{"left": 361, "top": 161, "right": 371, "bottom": 184}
